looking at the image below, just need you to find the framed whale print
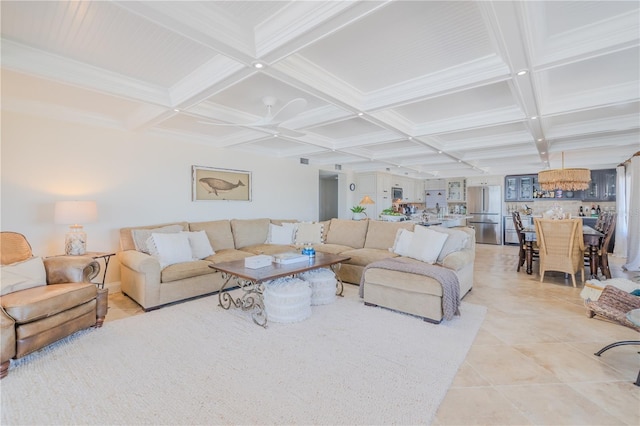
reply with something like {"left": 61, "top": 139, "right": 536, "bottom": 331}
{"left": 192, "top": 165, "right": 251, "bottom": 201}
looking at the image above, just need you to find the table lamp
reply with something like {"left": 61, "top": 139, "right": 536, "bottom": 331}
{"left": 54, "top": 201, "right": 97, "bottom": 255}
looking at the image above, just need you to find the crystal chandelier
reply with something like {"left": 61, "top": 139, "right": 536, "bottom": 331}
{"left": 538, "top": 152, "right": 591, "bottom": 191}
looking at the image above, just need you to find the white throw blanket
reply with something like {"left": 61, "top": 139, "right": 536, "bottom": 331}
{"left": 359, "top": 257, "right": 461, "bottom": 320}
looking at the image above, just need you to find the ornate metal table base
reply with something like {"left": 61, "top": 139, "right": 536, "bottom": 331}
{"left": 218, "top": 272, "right": 267, "bottom": 328}
{"left": 330, "top": 263, "right": 344, "bottom": 297}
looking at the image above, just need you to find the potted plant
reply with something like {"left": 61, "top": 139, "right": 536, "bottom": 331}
{"left": 350, "top": 205, "right": 367, "bottom": 221}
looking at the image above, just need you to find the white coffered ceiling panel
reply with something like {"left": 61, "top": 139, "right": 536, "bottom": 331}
{"left": 1, "top": 0, "right": 638, "bottom": 178}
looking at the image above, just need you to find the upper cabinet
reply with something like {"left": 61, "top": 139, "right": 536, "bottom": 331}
{"left": 583, "top": 169, "right": 616, "bottom": 202}
{"left": 446, "top": 178, "right": 466, "bottom": 202}
{"left": 504, "top": 175, "right": 537, "bottom": 201}
{"left": 466, "top": 175, "right": 502, "bottom": 186}
{"left": 505, "top": 169, "right": 616, "bottom": 202}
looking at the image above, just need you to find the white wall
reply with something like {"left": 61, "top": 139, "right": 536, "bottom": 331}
{"left": 1, "top": 111, "right": 320, "bottom": 283}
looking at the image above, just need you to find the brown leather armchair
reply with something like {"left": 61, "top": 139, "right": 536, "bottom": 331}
{"left": 0, "top": 232, "right": 108, "bottom": 378}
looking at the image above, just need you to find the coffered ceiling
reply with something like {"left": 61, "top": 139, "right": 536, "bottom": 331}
{"left": 2, "top": 1, "right": 639, "bottom": 178}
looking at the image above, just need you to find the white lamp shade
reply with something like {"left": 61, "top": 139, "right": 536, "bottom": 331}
{"left": 54, "top": 201, "right": 97, "bottom": 225}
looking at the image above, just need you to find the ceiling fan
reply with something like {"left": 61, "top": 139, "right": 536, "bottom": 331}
{"left": 199, "top": 96, "right": 307, "bottom": 137}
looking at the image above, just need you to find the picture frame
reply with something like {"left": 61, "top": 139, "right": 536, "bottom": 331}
{"left": 192, "top": 165, "right": 251, "bottom": 201}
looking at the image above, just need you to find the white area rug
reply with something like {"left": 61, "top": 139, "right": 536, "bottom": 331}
{"left": 1, "top": 285, "right": 486, "bottom": 425}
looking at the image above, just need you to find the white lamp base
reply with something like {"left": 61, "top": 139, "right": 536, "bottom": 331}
{"left": 65, "top": 226, "right": 87, "bottom": 255}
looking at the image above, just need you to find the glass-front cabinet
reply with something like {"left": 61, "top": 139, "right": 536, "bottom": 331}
{"left": 583, "top": 169, "right": 616, "bottom": 202}
{"left": 505, "top": 177, "right": 517, "bottom": 201}
{"left": 504, "top": 175, "right": 537, "bottom": 202}
{"left": 446, "top": 178, "right": 466, "bottom": 202}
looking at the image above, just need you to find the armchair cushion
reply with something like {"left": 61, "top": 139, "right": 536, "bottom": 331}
{"left": 1, "top": 283, "right": 97, "bottom": 324}
{"left": 0, "top": 257, "right": 46, "bottom": 296}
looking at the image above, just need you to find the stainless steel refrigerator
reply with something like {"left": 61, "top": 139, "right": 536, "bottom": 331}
{"left": 467, "top": 186, "right": 502, "bottom": 244}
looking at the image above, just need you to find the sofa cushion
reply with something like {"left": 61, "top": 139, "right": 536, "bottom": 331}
{"left": 205, "top": 249, "right": 253, "bottom": 264}
{"left": 407, "top": 226, "right": 449, "bottom": 264}
{"left": 1, "top": 283, "right": 96, "bottom": 324}
{"left": 266, "top": 223, "right": 297, "bottom": 244}
{"left": 120, "top": 222, "right": 188, "bottom": 252}
{"left": 1, "top": 256, "right": 46, "bottom": 296}
{"left": 294, "top": 222, "right": 324, "bottom": 245}
{"left": 131, "top": 224, "right": 184, "bottom": 254}
{"left": 364, "top": 221, "right": 415, "bottom": 250}
{"left": 429, "top": 226, "right": 470, "bottom": 264}
{"left": 161, "top": 260, "right": 215, "bottom": 283}
{"left": 340, "top": 248, "right": 399, "bottom": 267}
{"left": 325, "top": 219, "right": 368, "bottom": 248}
{"left": 189, "top": 220, "right": 235, "bottom": 251}
{"left": 182, "top": 230, "right": 215, "bottom": 259}
{"left": 314, "top": 243, "right": 353, "bottom": 255}
{"left": 231, "top": 218, "right": 270, "bottom": 248}
{"left": 148, "top": 233, "right": 193, "bottom": 268}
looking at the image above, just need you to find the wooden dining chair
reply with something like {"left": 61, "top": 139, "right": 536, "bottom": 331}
{"left": 534, "top": 218, "right": 585, "bottom": 287}
{"left": 513, "top": 211, "right": 537, "bottom": 272}
{"left": 598, "top": 214, "right": 616, "bottom": 279}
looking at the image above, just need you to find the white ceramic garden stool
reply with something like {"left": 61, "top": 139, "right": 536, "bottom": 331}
{"left": 263, "top": 277, "right": 312, "bottom": 323}
{"left": 299, "top": 268, "right": 337, "bottom": 306}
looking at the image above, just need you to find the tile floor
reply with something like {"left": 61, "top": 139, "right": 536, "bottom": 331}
{"left": 106, "top": 244, "right": 640, "bottom": 425}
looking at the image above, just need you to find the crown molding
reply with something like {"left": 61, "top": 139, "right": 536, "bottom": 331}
{"left": 2, "top": 40, "right": 170, "bottom": 106}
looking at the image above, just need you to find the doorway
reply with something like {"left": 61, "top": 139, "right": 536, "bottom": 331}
{"left": 319, "top": 171, "right": 339, "bottom": 221}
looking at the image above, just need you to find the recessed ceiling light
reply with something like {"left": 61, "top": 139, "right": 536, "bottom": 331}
{"left": 173, "top": 108, "right": 180, "bottom": 112}
{"left": 273, "top": 134, "right": 278, "bottom": 138}
{"left": 438, "top": 150, "right": 443, "bottom": 154}
{"left": 537, "top": 138, "right": 543, "bottom": 142}
{"left": 252, "top": 61, "right": 265, "bottom": 69}
{"left": 541, "top": 151, "right": 546, "bottom": 154}
{"left": 458, "top": 160, "right": 462, "bottom": 163}
{"left": 531, "top": 116, "right": 538, "bottom": 120}
{"left": 357, "top": 112, "right": 364, "bottom": 116}
{"left": 516, "top": 70, "right": 528, "bottom": 76}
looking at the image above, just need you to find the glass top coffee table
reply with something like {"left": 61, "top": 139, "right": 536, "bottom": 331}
{"left": 209, "top": 252, "right": 350, "bottom": 328}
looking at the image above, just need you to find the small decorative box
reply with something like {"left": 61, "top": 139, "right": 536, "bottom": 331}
{"left": 244, "top": 255, "right": 273, "bottom": 269}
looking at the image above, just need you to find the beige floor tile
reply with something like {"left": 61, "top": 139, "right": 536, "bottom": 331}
{"left": 450, "top": 362, "right": 492, "bottom": 388}
{"left": 464, "top": 344, "right": 560, "bottom": 385}
{"left": 496, "top": 383, "right": 629, "bottom": 425}
{"left": 434, "top": 387, "right": 531, "bottom": 425}
{"left": 568, "top": 381, "right": 640, "bottom": 425}
{"left": 569, "top": 341, "right": 640, "bottom": 381}
{"left": 513, "top": 342, "right": 629, "bottom": 382}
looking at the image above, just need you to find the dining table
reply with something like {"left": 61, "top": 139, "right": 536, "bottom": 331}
{"left": 520, "top": 224, "right": 604, "bottom": 279}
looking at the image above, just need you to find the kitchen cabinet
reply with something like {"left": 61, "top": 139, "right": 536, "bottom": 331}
{"left": 466, "top": 175, "right": 502, "bottom": 186}
{"left": 356, "top": 172, "right": 393, "bottom": 218}
{"left": 583, "top": 169, "right": 616, "bottom": 202}
{"left": 413, "top": 180, "right": 425, "bottom": 202}
{"left": 504, "top": 174, "right": 537, "bottom": 201}
{"left": 425, "top": 179, "right": 446, "bottom": 190}
{"left": 446, "top": 178, "right": 466, "bottom": 202}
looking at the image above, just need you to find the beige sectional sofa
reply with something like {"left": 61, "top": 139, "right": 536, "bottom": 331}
{"left": 118, "top": 218, "right": 475, "bottom": 321}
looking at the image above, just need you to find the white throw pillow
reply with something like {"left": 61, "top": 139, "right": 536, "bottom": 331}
{"left": 407, "top": 226, "right": 449, "bottom": 264}
{"left": 147, "top": 232, "right": 193, "bottom": 268}
{"left": 391, "top": 228, "right": 414, "bottom": 257}
{"left": 294, "top": 222, "right": 324, "bottom": 245}
{"left": 182, "top": 230, "right": 215, "bottom": 259}
{"left": 0, "top": 256, "right": 47, "bottom": 296}
{"left": 429, "top": 226, "right": 470, "bottom": 264}
{"left": 132, "top": 224, "right": 183, "bottom": 254}
{"left": 266, "top": 223, "right": 297, "bottom": 245}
